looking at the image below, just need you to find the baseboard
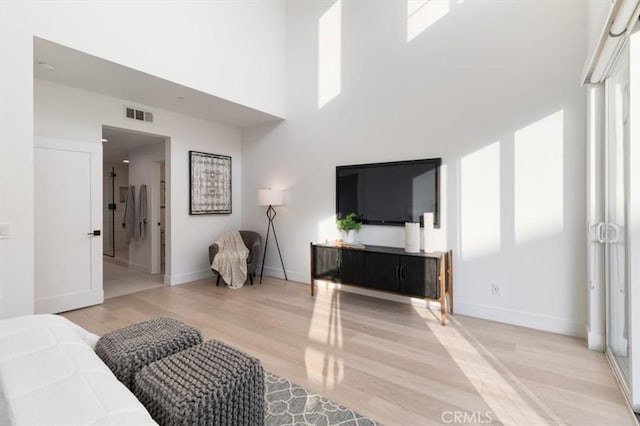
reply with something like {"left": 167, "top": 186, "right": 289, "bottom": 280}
{"left": 166, "top": 269, "right": 214, "bottom": 286}
{"left": 261, "top": 266, "right": 308, "bottom": 284}
{"left": 455, "top": 301, "right": 586, "bottom": 338}
{"left": 587, "top": 326, "right": 605, "bottom": 351}
{"left": 35, "top": 289, "right": 104, "bottom": 314}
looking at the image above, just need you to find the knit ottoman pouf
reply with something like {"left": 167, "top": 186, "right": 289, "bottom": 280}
{"left": 133, "top": 340, "right": 265, "bottom": 426}
{"left": 95, "top": 317, "right": 202, "bottom": 389}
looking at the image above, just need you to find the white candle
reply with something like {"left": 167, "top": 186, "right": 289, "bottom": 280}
{"left": 405, "top": 222, "right": 420, "bottom": 253}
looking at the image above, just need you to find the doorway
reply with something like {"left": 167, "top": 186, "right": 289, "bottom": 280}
{"left": 102, "top": 125, "right": 168, "bottom": 299}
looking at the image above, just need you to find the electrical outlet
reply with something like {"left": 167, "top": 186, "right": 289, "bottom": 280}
{"left": 491, "top": 283, "right": 501, "bottom": 296}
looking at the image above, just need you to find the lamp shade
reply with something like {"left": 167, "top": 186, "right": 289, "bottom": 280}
{"left": 258, "top": 188, "right": 284, "bottom": 206}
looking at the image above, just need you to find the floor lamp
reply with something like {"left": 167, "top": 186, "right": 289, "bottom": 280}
{"left": 259, "top": 188, "right": 287, "bottom": 283}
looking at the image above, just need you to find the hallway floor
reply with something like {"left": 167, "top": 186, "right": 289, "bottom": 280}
{"left": 103, "top": 260, "right": 163, "bottom": 299}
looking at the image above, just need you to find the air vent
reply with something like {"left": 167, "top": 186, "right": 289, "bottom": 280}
{"left": 124, "top": 106, "right": 153, "bottom": 123}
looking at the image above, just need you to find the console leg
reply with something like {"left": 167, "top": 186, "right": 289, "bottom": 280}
{"left": 439, "top": 254, "right": 447, "bottom": 326}
{"left": 448, "top": 250, "right": 454, "bottom": 315}
{"left": 310, "top": 243, "right": 315, "bottom": 297}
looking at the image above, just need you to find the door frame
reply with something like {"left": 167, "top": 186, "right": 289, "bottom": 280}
{"left": 626, "top": 29, "right": 640, "bottom": 413}
{"left": 601, "top": 32, "right": 640, "bottom": 413}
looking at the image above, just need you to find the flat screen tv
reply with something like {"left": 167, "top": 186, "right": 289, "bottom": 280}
{"left": 336, "top": 158, "right": 441, "bottom": 227}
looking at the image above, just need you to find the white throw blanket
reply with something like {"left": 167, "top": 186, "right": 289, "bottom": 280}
{"left": 211, "top": 231, "right": 249, "bottom": 289}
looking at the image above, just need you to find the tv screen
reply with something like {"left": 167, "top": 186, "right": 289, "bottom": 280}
{"left": 336, "top": 158, "right": 441, "bottom": 227}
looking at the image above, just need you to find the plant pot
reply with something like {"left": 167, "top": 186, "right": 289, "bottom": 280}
{"left": 342, "top": 230, "right": 355, "bottom": 244}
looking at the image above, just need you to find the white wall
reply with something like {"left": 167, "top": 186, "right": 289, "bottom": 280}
{"left": 0, "top": 0, "right": 34, "bottom": 319}
{"left": 127, "top": 142, "right": 165, "bottom": 274}
{"left": 242, "top": 0, "right": 588, "bottom": 336}
{"left": 35, "top": 79, "right": 243, "bottom": 285}
{"left": 586, "top": 0, "right": 612, "bottom": 61}
{"left": 31, "top": 0, "right": 287, "bottom": 117}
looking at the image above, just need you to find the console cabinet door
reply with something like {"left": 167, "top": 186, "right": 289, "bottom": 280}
{"left": 367, "top": 253, "right": 400, "bottom": 292}
{"left": 424, "top": 257, "right": 439, "bottom": 299}
{"left": 398, "top": 256, "right": 425, "bottom": 297}
{"left": 398, "top": 256, "right": 438, "bottom": 298}
{"left": 340, "top": 250, "right": 368, "bottom": 286}
{"left": 314, "top": 247, "right": 340, "bottom": 281}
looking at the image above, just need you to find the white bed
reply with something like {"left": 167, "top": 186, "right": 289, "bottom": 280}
{"left": 0, "top": 314, "right": 156, "bottom": 425}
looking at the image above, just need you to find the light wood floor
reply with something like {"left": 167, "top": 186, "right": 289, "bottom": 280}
{"left": 102, "top": 260, "right": 163, "bottom": 299}
{"left": 62, "top": 277, "right": 636, "bottom": 426}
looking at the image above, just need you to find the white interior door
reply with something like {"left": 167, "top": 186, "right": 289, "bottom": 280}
{"left": 34, "top": 137, "right": 103, "bottom": 313}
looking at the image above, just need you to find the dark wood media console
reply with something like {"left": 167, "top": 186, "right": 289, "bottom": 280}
{"left": 310, "top": 243, "right": 453, "bottom": 325}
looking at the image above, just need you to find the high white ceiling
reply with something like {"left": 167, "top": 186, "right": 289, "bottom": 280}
{"left": 34, "top": 37, "right": 283, "bottom": 128}
{"left": 102, "top": 126, "right": 165, "bottom": 164}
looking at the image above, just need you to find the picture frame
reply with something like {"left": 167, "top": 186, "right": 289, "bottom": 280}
{"left": 189, "top": 151, "right": 232, "bottom": 215}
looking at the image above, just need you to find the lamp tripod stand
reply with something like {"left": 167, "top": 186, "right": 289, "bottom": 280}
{"left": 260, "top": 204, "right": 288, "bottom": 284}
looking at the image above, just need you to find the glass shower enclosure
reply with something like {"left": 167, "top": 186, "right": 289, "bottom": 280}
{"left": 103, "top": 166, "right": 116, "bottom": 258}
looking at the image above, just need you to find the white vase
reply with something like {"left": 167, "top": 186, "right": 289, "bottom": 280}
{"left": 342, "top": 230, "right": 355, "bottom": 244}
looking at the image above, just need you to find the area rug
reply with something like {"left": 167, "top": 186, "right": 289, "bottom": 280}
{"left": 264, "top": 372, "right": 379, "bottom": 426}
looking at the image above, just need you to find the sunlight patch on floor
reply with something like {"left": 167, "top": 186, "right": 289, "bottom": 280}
{"left": 305, "top": 288, "right": 345, "bottom": 389}
{"left": 414, "top": 308, "right": 563, "bottom": 425}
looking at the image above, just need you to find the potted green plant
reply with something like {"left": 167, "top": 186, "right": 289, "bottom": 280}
{"left": 336, "top": 213, "right": 362, "bottom": 244}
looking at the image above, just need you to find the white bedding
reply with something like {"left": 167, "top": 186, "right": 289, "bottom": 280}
{"left": 0, "top": 314, "right": 157, "bottom": 425}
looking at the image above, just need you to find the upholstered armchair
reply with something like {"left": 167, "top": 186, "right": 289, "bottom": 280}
{"left": 209, "top": 231, "right": 262, "bottom": 286}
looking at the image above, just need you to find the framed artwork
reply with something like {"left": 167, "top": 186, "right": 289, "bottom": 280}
{"left": 189, "top": 151, "right": 232, "bottom": 215}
